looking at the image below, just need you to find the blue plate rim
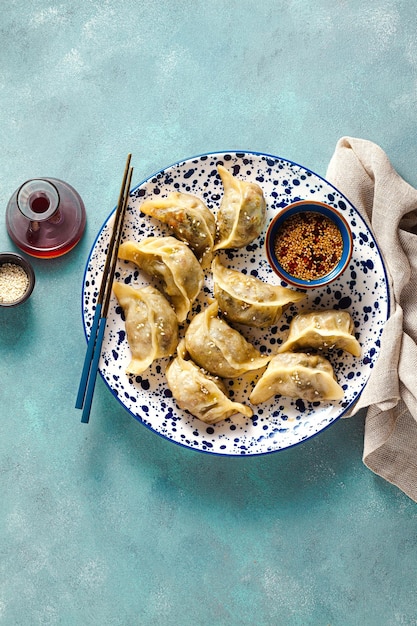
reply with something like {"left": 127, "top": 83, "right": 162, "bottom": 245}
{"left": 79, "top": 149, "right": 391, "bottom": 456}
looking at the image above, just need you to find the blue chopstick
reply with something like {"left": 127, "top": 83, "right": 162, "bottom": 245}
{"left": 80, "top": 316, "right": 107, "bottom": 423}
{"left": 75, "top": 302, "right": 102, "bottom": 409}
{"left": 76, "top": 155, "right": 133, "bottom": 423}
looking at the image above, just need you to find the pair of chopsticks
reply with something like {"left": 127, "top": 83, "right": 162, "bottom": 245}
{"left": 76, "top": 154, "right": 133, "bottom": 423}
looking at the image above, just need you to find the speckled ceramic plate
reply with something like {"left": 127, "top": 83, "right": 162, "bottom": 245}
{"left": 82, "top": 151, "right": 390, "bottom": 455}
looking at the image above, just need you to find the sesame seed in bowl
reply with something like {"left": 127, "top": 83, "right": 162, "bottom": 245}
{"left": 0, "top": 252, "right": 35, "bottom": 307}
{"left": 265, "top": 200, "right": 353, "bottom": 289}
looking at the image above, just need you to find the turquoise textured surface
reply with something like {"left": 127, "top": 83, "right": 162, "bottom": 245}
{"left": 1, "top": 2, "right": 417, "bottom": 624}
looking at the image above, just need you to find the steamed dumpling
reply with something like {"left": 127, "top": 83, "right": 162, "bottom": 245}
{"left": 113, "top": 282, "right": 178, "bottom": 375}
{"left": 166, "top": 340, "right": 253, "bottom": 424}
{"left": 140, "top": 192, "right": 216, "bottom": 268}
{"left": 213, "top": 165, "right": 267, "bottom": 250}
{"left": 212, "top": 257, "right": 306, "bottom": 328}
{"left": 278, "top": 310, "right": 361, "bottom": 357}
{"left": 184, "top": 301, "right": 270, "bottom": 378}
{"left": 249, "top": 352, "right": 344, "bottom": 404}
{"left": 118, "top": 237, "right": 204, "bottom": 323}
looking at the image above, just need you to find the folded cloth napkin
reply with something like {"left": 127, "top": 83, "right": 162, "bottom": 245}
{"left": 326, "top": 137, "right": 417, "bottom": 502}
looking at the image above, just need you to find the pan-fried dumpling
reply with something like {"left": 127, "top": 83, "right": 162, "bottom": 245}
{"left": 113, "top": 282, "right": 178, "bottom": 375}
{"left": 184, "top": 301, "right": 270, "bottom": 378}
{"left": 212, "top": 257, "right": 306, "bottom": 328}
{"left": 166, "top": 340, "right": 253, "bottom": 424}
{"left": 140, "top": 192, "right": 216, "bottom": 268}
{"left": 213, "top": 165, "right": 267, "bottom": 250}
{"left": 118, "top": 237, "right": 204, "bottom": 323}
{"left": 249, "top": 352, "right": 344, "bottom": 404}
{"left": 278, "top": 310, "right": 361, "bottom": 357}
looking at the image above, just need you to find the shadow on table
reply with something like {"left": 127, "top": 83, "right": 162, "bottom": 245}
{"left": 91, "top": 385, "right": 369, "bottom": 513}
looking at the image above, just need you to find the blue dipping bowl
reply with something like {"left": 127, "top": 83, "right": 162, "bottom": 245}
{"left": 265, "top": 200, "right": 353, "bottom": 289}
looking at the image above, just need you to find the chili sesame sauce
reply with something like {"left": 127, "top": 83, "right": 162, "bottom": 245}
{"left": 274, "top": 211, "right": 343, "bottom": 281}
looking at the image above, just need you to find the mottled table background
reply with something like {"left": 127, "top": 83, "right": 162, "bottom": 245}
{"left": 1, "top": 1, "right": 417, "bottom": 625}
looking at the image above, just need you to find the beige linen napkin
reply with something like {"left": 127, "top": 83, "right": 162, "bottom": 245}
{"left": 326, "top": 137, "right": 417, "bottom": 501}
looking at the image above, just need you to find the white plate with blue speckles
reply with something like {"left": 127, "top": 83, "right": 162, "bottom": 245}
{"left": 81, "top": 151, "right": 390, "bottom": 455}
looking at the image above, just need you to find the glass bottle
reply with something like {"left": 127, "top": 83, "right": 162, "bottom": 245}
{"left": 6, "top": 178, "right": 86, "bottom": 258}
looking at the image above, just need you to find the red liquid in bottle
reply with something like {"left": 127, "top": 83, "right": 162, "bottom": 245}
{"left": 6, "top": 178, "right": 86, "bottom": 258}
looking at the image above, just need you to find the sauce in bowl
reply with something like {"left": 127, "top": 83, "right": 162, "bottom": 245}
{"left": 274, "top": 211, "right": 343, "bottom": 281}
{"left": 265, "top": 200, "right": 353, "bottom": 289}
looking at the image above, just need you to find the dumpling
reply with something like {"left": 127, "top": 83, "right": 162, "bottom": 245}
{"left": 113, "top": 282, "right": 178, "bottom": 375}
{"left": 212, "top": 257, "right": 306, "bottom": 328}
{"left": 184, "top": 301, "right": 270, "bottom": 378}
{"left": 118, "top": 236, "right": 204, "bottom": 323}
{"left": 140, "top": 192, "right": 216, "bottom": 268}
{"left": 166, "top": 340, "right": 253, "bottom": 424}
{"left": 278, "top": 310, "right": 361, "bottom": 357}
{"left": 213, "top": 165, "right": 267, "bottom": 250}
{"left": 249, "top": 352, "right": 344, "bottom": 404}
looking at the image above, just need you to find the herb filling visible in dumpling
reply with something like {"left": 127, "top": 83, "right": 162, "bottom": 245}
{"left": 184, "top": 301, "right": 270, "bottom": 378}
{"left": 212, "top": 257, "right": 306, "bottom": 328}
{"left": 118, "top": 236, "right": 204, "bottom": 323}
{"left": 249, "top": 352, "right": 344, "bottom": 404}
{"left": 166, "top": 341, "right": 253, "bottom": 424}
{"left": 140, "top": 191, "right": 216, "bottom": 269}
{"left": 213, "top": 165, "right": 267, "bottom": 250}
{"left": 113, "top": 282, "right": 178, "bottom": 375}
{"left": 278, "top": 310, "right": 361, "bottom": 356}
